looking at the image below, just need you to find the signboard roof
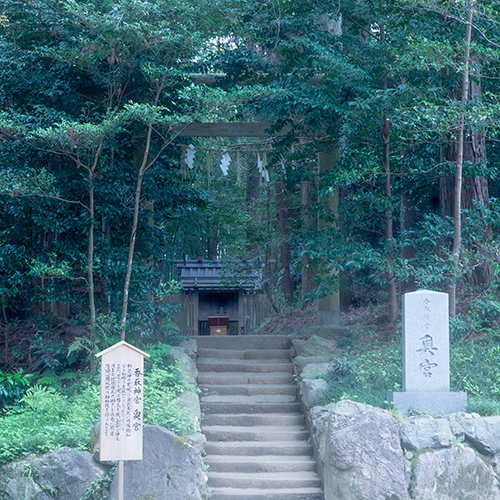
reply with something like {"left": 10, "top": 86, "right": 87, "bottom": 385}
{"left": 95, "top": 340, "right": 150, "bottom": 359}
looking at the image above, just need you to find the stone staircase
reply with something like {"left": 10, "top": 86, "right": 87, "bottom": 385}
{"left": 195, "top": 335, "right": 324, "bottom": 500}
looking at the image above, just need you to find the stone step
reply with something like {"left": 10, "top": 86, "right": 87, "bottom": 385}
{"left": 197, "top": 359, "right": 293, "bottom": 373}
{"left": 198, "top": 348, "right": 290, "bottom": 360}
{"left": 202, "top": 402, "right": 302, "bottom": 414}
{"left": 208, "top": 471, "right": 322, "bottom": 489}
{"left": 198, "top": 372, "right": 294, "bottom": 385}
{"left": 205, "top": 441, "right": 313, "bottom": 456}
{"left": 208, "top": 487, "right": 324, "bottom": 500}
{"left": 200, "top": 384, "right": 297, "bottom": 396}
{"left": 201, "top": 394, "right": 297, "bottom": 404}
{"left": 202, "top": 413, "right": 305, "bottom": 427}
{"left": 205, "top": 455, "right": 317, "bottom": 473}
{"left": 195, "top": 335, "right": 322, "bottom": 500}
{"left": 203, "top": 425, "right": 309, "bottom": 442}
{"left": 194, "top": 335, "right": 291, "bottom": 350}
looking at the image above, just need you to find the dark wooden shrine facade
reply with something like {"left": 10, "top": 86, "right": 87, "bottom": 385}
{"left": 173, "top": 259, "right": 272, "bottom": 336}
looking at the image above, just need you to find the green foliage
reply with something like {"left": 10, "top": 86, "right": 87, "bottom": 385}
{"left": 139, "top": 346, "right": 196, "bottom": 435}
{"left": 143, "top": 364, "right": 195, "bottom": 436}
{"left": 67, "top": 314, "right": 120, "bottom": 365}
{"left": 451, "top": 342, "right": 500, "bottom": 414}
{"left": 0, "top": 369, "right": 34, "bottom": 409}
{"left": 320, "top": 325, "right": 500, "bottom": 417}
{"left": 320, "top": 339, "right": 403, "bottom": 409}
{"left": 0, "top": 349, "right": 194, "bottom": 465}
{"left": 0, "top": 382, "right": 99, "bottom": 465}
{"left": 450, "top": 266, "right": 500, "bottom": 343}
{"left": 29, "top": 253, "right": 73, "bottom": 279}
{"left": 326, "top": 357, "right": 357, "bottom": 381}
{"left": 0, "top": 167, "right": 58, "bottom": 197}
{"left": 145, "top": 342, "right": 171, "bottom": 361}
{"left": 1, "top": 0, "right": 500, "bottom": 377}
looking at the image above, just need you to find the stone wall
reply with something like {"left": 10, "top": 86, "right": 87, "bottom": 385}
{"left": 307, "top": 400, "right": 500, "bottom": 500}
{"left": 169, "top": 338, "right": 206, "bottom": 454}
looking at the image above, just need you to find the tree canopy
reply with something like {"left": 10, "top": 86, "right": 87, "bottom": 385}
{"left": 1, "top": 0, "right": 500, "bottom": 374}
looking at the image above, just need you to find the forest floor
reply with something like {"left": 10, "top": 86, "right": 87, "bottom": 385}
{"left": 253, "top": 303, "right": 396, "bottom": 343}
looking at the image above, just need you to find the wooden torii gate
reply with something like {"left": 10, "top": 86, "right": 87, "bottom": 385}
{"left": 176, "top": 122, "right": 340, "bottom": 326}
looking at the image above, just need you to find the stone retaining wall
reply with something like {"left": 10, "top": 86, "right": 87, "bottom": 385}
{"left": 308, "top": 400, "right": 500, "bottom": 500}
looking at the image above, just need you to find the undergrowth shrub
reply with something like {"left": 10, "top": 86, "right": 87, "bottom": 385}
{"left": 142, "top": 361, "right": 195, "bottom": 436}
{"left": 451, "top": 342, "right": 500, "bottom": 415}
{"left": 320, "top": 340, "right": 402, "bottom": 409}
{"left": 319, "top": 333, "right": 500, "bottom": 416}
{"left": 0, "top": 344, "right": 194, "bottom": 465}
{"left": 0, "top": 382, "right": 100, "bottom": 465}
{"left": 0, "top": 369, "right": 34, "bottom": 410}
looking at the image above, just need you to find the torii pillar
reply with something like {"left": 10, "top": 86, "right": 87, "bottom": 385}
{"left": 317, "top": 147, "right": 340, "bottom": 326}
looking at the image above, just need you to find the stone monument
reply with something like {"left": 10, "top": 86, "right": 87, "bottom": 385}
{"left": 390, "top": 290, "right": 467, "bottom": 416}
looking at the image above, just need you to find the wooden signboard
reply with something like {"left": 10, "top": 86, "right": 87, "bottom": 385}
{"left": 96, "top": 341, "right": 150, "bottom": 461}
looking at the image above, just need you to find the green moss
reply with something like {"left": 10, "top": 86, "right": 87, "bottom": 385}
{"left": 173, "top": 436, "right": 190, "bottom": 449}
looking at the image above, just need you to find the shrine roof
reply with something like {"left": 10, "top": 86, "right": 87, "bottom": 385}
{"left": 174, "top": 259, "right": 260, "bottom": 291}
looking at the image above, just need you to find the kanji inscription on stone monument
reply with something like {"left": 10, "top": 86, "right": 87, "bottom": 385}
{"left": 96, "top": 341, "right": 150, "bottom": 461}
{"left": 403, "top": 290, "right": 449, "bottom": 392}
{"left": 389, "top": 289, "right": 467, "bottom": 415}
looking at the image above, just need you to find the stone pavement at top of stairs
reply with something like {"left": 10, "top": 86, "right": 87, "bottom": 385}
{"left": 195, "top": 334, "right": 324, "bottom": 500}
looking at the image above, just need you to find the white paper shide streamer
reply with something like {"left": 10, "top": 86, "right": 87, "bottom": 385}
{"left": 184, "top": 144, "right": 195, "bottom": 169}
{"left": 220, "top": 152, "right": 231, "bottom": 176}
{"left": 258, "top": 153, "right": 269, "bottom": 182}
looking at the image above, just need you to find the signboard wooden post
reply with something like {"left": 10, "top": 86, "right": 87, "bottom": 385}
{"left": 96, "top": 341, "right": 150, "bottom": 500}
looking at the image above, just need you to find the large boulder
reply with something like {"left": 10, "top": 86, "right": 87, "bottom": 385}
{"left": 292, "top": 335, "right": 339, "bottom": 358}
{"left": 412, "top": 446, "right": 500, "bottom": 500}
{"left": 0, "top": 447, "right": 108, "bottom": 500}
{"left": 179, "top": 338, "right": 198, "bottom": 360}
{"left": 401, "top": 415, "right": 454, "bottom": 451}
{"left": 110, "top": 425, "right": 206, "bottom": 500}
{"left": 301, "top": 362, "right": 332, "bottom": 379}
{"left": 175, "top": 390, "right": 202, "bottom": 427}
{"left": 309, "top": 403, "right": 335, "bottom": 468}
{"left": 169, "top": 343, "right": 204, "bottom": 454}
{"left": 293, "top": 355, "right": 332, "bottom": 375}
{"left": 458, "top": 415, "right": 500, "bottom": 460}
{"left": 324, "top": 400, "right": 408, "bottom": 500}
{"left": 301, "top": 378, "right": 328, "bottom": 409}
{"left": 175, "top": 389, "right": 206, "bottom": 454}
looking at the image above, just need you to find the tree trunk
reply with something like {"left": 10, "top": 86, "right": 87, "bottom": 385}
{"left": 88, "top": 175, "right": 96, "bottom": 327}
{"left": 120, "top": 124, "right": 153, "bottom": 340}
{"left": 276, "top": 181, "right": 293, "bottom": 303}
{"left": 301, "top": 181, "right": 315, "bottom": 302}
{"left": 317, "top": 148, "right": 340, "bottom": 326}
{"left": 382, "top": 117, "right": 398, "bottom": 322}
{"left": 449, "top": 3, "right": 474, "bottom": 317}
{"left": 246, "top": 162, "right": 260, "bottom": 257}
{"left": 88, "top": 174, "right": 96, "bottom": 373}
{"left": 207, "top": 231, "right": 218, "bottom": 260}
{"left": 2, "top": 294, "right": 7, "bottom": 364}
{"left": 440, "top": 179, "right": 491, "bottom": 288}
{"left": 400, "top": 183, "right": 417, "bottom": 294}
{"left": 378, "top": 10, "right": 397, "bottom": 322}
